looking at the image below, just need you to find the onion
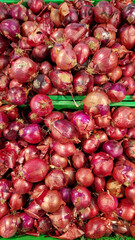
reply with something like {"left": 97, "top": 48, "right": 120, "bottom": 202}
{"left": 45, "top": 169, "right": 66, "bottom": 190}
{"left": 0, "top": 202, "right": 9, "bottom": 219}
{"left": 123, "top": 139, "right": 135, "bottom": 162}
{"left": 71, "top": 185, "right": 91, "bottom": 209}
{"left": 87, "top": 47, "right": 118, "bottom": 74}
{"left": 106, "top": 125, "right": 127, "bottom": 140}
{"left": 52, "top": 141, "right": 76, "bottom": 157}
{"left": 73, "top": 42, "right": 90, "bottom": 65}
{"left": 50, "top": 152, "right": 68, "bottom": 169}
{"left": 48, "top": 206, "right": 72, "bottom": 232}
{"left": 82, "top": 135, "right": 99, "bottom": 154}
{"left": 113, "top": 159, "right": 135, "bottom": 186}
{"left": 93, "top": 24, "right": 116, "bottom": 47}
{"left": 93, "top": 1, "right": 113, "bottom": 23}
{"left": 75, "top": 168, "right": 94, "bottom": 187}
{"left": 51, "top": 119, "right": 79, "bottom": 143}
{"left": 37, "top": 190, "right": 65, "bottom": 213}
{"left": 125, "top": 183, "right": 135, "bottom": 203}
{"left": 25, "top": 200, "right": 45, "bottom": 219}
{"left": 23, "top": 158, "right": 49, "bottom": 183}
{"left": 10, "top": 4, "right": 28, "bottom": 21}
{"left": 90, "top": 152, "right": 114, "bottom": 177}
{"left": 32, "top": 44, "right": 49, "bottom": 62}
{"left": 72, "top": 150, "right": 86, "bottom": 169}
{"left": 102, "top": 140, "right": 123, "bottom": 158}
{"left": 34, "top": 216, "right": 52, "bottom": 234}
{"left": 130, "top": 219, "right": 135, "bottom": 238}
{"left": 83, "top": 90, "right": 111, "bottom": 116}
{"left": 112, "top": 107, "right": 135, "bottom": 128}
{"left": 30, "top": 94, "right": 53, "bottom": 117}
{"left": 107, "top": 83, "right": 126, "bottom": 103}
{"left": 97, "top": 191, "right": 118, "bottom": 213}
{"left": 60, "top": 188, "right": 71, "bottom": 205}
{"left": 44, "top": 111, "right": 64, "bottom": 129}
{"left": 85, "top": 217, "right": 106, "bottom": 239}
{"left": 56, "top": 47, "right": 77, "bottom": 70}
{"left": 119, "top": 24, "right": 135, "bottom": 49}
{"left": 0, "top": 34, "right": 8, "bottom": 55}
{"left": 19, "top": 213, "right": 34, "bottom": 233}
{"left": 19, "top": 124, "right": 44, "bottom": 144}
{"left": 0, "top": 215, "right": 21, "bottom": 238}
{"left": 0, "top": 19, "right": 20, "bottom": 42}
{"left": 28, "top": 0, "right": 45, "bottom": 14}
{"left": 73, "top": 71, "right": 94, "bottom": 95}
{"left": 10, "top": 57, "right": 38, "bottom": 83}
{"left": 122, "top": 3, "right": 135, "bottom": 24}
{"left": 64, "top": 23, "right": 88, "bottom": 45}
{"left": 116, "top": 198, "right": 135, "bottom": 221}
{"left": 9, "top": 193, "right": 26, "bottom": 210}
{"left": 91, "top": 176, "right": 105, "bottom": 193}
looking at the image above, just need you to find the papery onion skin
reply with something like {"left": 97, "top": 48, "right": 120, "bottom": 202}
{"left": 122, "top": 3, "right": 135, "bottom": 24}
{"left": 56, "top": 47, "right": 77, "bottom": 70}
{"left": 93, "top": 1, "right": 113, "bottom": 23}
{"left": 45, "top": 169, "right": 66, "bottom": 190}
{"left": 52, "top": 141, "right": 76, "bottom": 157}
{"left": 116, "top": 198, "right": 135, "bottom": 221}
{"left": 0, "top": 19, "right": 20, "bottom": 42}
{"left": 102, "top": 140, "right": 123, "bottom": 158}
{"left": 119, "top": 24, "right": 135, "bottom": 50}
{"left": 106, "top": 177, "right": 125, "bottom": 198}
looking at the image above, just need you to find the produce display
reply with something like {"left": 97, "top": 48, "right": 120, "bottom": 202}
{"left": 0, "top": 0, "right": 135, "bottom": 239}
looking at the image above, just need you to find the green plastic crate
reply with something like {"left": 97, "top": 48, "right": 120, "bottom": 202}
{"left": 0, "top": 0, "right": 135, "bottom": 239}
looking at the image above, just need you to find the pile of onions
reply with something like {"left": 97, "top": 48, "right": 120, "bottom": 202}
{"left": 0, "top": 0, "right": 135, "bottom": 239}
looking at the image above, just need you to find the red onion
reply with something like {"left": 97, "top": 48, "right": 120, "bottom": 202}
{"left": 56, "top": 47, "right": 77, "bottom": 70}
{"left": 21, "top": 21, "right": 37, "bottom": 37}
{"left": 9, "top": 193, "right": 26, "bottom": 210}
{"left": 48, "top": 205, "right": 72, "bottom": 232}
{"left": 25, "top": 200, "right": 45, "bottom": 219}
{"left": 52, "top": 141, "right": 76, "bottom": 157}
{"left": 0, "top": 34, "right": 8, "bottom": 55}
{"left": 102, "top": 140, "right": 123, "bottom": 158}
{"left": 116, "top": 198, "right": 135, "bottom": 221}
{"left": 33, "top": 74, "right": 51, "bottom": 95}
{"left": 64, "top": 23, "right": 88, "bottom": 45}
{"left": 91, "top": 176, "right": 105, "bottom": 193}
{"left": 37, "top": 190, "right": 65, "bottom": 213}
{"left": 60, "top": 188, "right": 71, "bottom": 205}
{"left": 10, "top": 4, "right": 28, "bottom": 21}
{"left": 119, "top": 76, "right": 135, "bottom": 95}
{"left": 50, "top": 152, "right": 68, "bottom": 168}
{"left": 112, "top": 107, "right": 135, "bottom": 128}
{"left": 94, "top": 74, "right": 109, "bottom": 85}
{"left": 127, "top": 127, "right": 135, "bottom": 138}
{"left": 0, "top": 215, "right": 21, "bottom": 238}
{"left": 94, "top": 130, "right": 108, "bottom": 145}
{"left": 85, "top": 217, "right": 106, "bottom": 239}
{"left": 107, "top": 83, "right": 126, "bottom": 102}
{"left": 130, "top": 219, "right": 135, "bottom": 238}
{"left": 45, "top": 169, "right": 66, "bottom": 190}
{"left": 75, "top": 168, "right": 94, "bottom": 187}
{"left": 19, "top": 124, "right": 44, "bottom": 144}
{"left": 30, "top": 94, "right": 53, "bottom": 117}
{"left": 72, "top": 111, "right": 95, "bottom": 137}
{"left": 0, "top": 55, "right": 9, "bottom": 70}
{"left": 49, "top": 69, "right": 73, "bottom": 92}
{"left": 28, "top": 0, "right": 45, "bottom": 14}
{"left": 82, "top": 135, "right": 99, "bottom": 154}
{"left": 40, "top": 61, "right": 52, "bottom": 75}
{"left": 19, "top": 213, "right": 34, "bottom": 233}
{"left": 125, "top": 183, "right": 135, "bottom": 203}
{"left": 122, "top": 63, "right": 135, "bottom": 77}
{"left": 113, "top": 159, "right": 135, "bottom": 186}
{"left": 93, "top": 24, "right": 116, "bottom": 47}
{"left": 73, "top": 71, "right": 94, "bottom": 95}
{"left": 97, "top": 191, "right": 118, "bottom": 213}
{"left": 23, "top": 158, "right": 49, "bottom": 183}
{"left": 10, "top": 57, "right": 38, "bottom": 83}
{"left": 64, "top": 167, "right": 75, "bottom": 186}
{"left": 106, "top": 125, "right": 127, "bottom": 140}
{"left": 122, "top": 3, "right": 135, "bottom": 24}
{"left": 0, "top": 19, "right": 20, "bottom": 42}
{"left": 51, "top": 119, "right": 79, "bottom": 144}
{"left": 119, "top": 24, "right": 135, "bottom": 49}
{"left": 0, "top": 112, "right": 9, "bottom": 131}
{"left": 84, "top": 37, "right": 100, "bottom": 55}
{"left": 31, "top": 182, "right": 47, "bottom": 200}
{"left": 93, "top": 1, "right": 113, "bottom": 23}
{"left": 71, "top": 185, "right": 91, "bottom": 209}
{"left": 32, "top": 44, "right": 49, "bottom": 62}
{"left": 0, "top": 201, "right": 9, "bottom": 219}
{"left": 34, "top": 216, "right": 52, "bottom": 234}
{"left": 44, "top": 111, "right": 64, "bottom": 129}
{"left": 83, "top": 90, "right": 111, "bottom": 116}
{"left": 73, "top": 42, "right": 90, "bottom": 65}
{"left": 107, "top": 66, "right": 122, "bottom": 83}
{"left": 72, "top": 150, "right": 86, "bottom": 169}
{"left": 123, "top": 139, "right": 135, "bottom": 162}
{"left": 0, "top": 3, "right": 8, "bottom": 22}
{"left": 90, "top": 152, "right": 114, "bottom": 177}
{"left": 87, "top": 47, "right": 118, "bottom": 74}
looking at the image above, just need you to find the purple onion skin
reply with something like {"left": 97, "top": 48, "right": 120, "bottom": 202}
{"left": 60, "top": 188, "right": 71, "bottom": 205}
{"left": 93, "top": 1, "right": 114, "bottom": 23}
{"left": 102, "top": 140, "right": 123, "bottom": 158}
{"left": 19, "top": 124, "right": 44, "bottom": 144}
{"left": 0, "top": 3, "right": 9, "bottom": 22}
{"left": 10, "top": 4, "right": 28, "bottom": 22}
{"left": 0, "top": 19, "right": 20, "bottom": 42}
{"left": 8, "top": 87, "right": 27, "bottom": 106}
{"left": 0, "top": 34, "right": 8, "bottom": 55}
{"left": 122, "top": 3, "right": 135, "bottom": 24}
{"left": 19, "top": 213, "right": 34, "bottom": 232}
{"left": 127, "top": 128, "right": 135, "bottom": 138}
{"left": 107, "top": 83, "right": 126, "bottom": 102}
